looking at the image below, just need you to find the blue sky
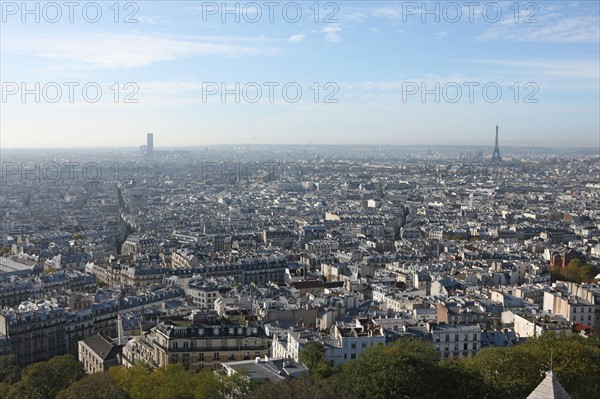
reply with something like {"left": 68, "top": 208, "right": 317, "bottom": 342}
{"left": 1, "top": 0, "right": 599, "bottom": 148}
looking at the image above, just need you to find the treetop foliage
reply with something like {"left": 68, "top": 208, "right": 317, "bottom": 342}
{"left": 0, "top": 333, "right": 598, "bottom": 399}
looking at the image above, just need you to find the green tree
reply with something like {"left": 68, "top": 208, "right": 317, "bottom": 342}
{"left": 464, "top": 333, "right": 600, "bottom": 399}
{"left": 248, "top": 374, "right": 349, "bottom": 399}
{"left": 551, "top": 259, "right": 598, "bottom": 284}
{"left": 193, "top": 369, "right": 223, "bottom": 399}
{"left": 0, "top": 355, "right": 20, "bottom": 383}
{"left": 299, "top": 342, "right": 334, "bottom": 379}
{"left": 7, "top": 354, "right": 85, "bottom": 399}
{"left": 518, "top": 333, "right": 600, "bottom": 399}
{"left": 338, "top": 339, "right": 449, "bottom": 399}
{"left": 42, "top": 267, "right": 58, "bottom": 275}
{"left": 152, "top": 365, "right": 201, "bottom": 399}
{"left": 463, "top": 345, "right": 541, "bottom": 399}
{"left": 55, "top": 372, "right": 130, "bottom": 399}
{"left": 110, "top": 363, "right": 155, "bottom": 399}
{"left": 109, "top": 364, "right": 223, "bottom": 399}
{"left": 438, "top": 360, "right": 491, "bottom": 399}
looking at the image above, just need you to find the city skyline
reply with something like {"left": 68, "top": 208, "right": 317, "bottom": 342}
{"left": 1, "top": 1, "right": 599, "bottom": 148}
{"left": 1, "top": 3, "right": 599, "bottom": 396}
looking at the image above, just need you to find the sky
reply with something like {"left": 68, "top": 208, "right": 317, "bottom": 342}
{"left": 1, "top": 0, "right": 599, "bottom": 148}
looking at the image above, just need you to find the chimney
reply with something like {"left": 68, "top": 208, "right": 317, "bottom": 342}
{"left": 117, "top": 314, "right": 124, "bottom": 345}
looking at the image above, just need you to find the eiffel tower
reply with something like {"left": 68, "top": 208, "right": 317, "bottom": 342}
{"left": 491, "top": 125, "right": 501, "bottom": 162}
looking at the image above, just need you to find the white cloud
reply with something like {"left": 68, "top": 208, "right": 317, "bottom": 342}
{"left": 288, "top": 34, "right": 306, "bottom": 43}
{"left": 1, "top": 33, "right": 281, "bottom": 70}
{"left": 136, "top": 15, "right": 161, "bottom": 24}
{"left": 339, "top": 8, "right": 368, "bottom": 23}
{"left": 436, "top": 31, "right": 448, "bottom": 38}
{"left": 372, "top": 6, "right": 403, "bottom": 20}
{"left": 479, "top": 16, "right": 600, "bottom": 43}
{"left": 342, "top": 74, "right": 480, "bottom": 91}
{"left": 470, "top": 59, "right": 600, "bottom": 80}
{"left": 322, "top": 26, "right": 342, "bottom": 43}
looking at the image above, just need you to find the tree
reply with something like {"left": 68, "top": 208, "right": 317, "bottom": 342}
{"left": 0, "top": 355, "right": 20, "bottom": 384}
{"left": 152, "top": 364, "right": 203, "bottom": 399}
{"left": 248, "top": 374, "right": 349, "bottom": 399}
{"left": 42, "top": 267, "right": 58, "bottom": 274}
{"left": 56, "top": 373, "right": 130, "bottom": 399}
{"left": 7, "top": 354, "right": 85, "bottom": 399}
{"left": 109, "top": 364, "right": 223, "bottom": 399}
{"left": 109, "top": 363, "right": 155, "bottom": 399}
{"left": 338, "top": 339, "right": 449, "bottom": 399}
{"left": 463, "top": 345, "right": 541, "bottom": 399}
{"left": 518, "top": 333, "right": 600, "bottom": 399}
{"left": 463, "top": 333, "right": 600, "bottom": 399}
{"left": 551, "top": 259, "right": 598, "bottom": 284}
{"left": 216, "top": 370, "right": 255, "bottom": 399}
{"left": 299, "top": 342, "right": 333, "bottom": 379}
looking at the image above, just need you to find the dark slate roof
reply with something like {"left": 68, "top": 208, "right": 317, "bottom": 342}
{"left": 81, "top": 334, "right": 120, "bottom": 361}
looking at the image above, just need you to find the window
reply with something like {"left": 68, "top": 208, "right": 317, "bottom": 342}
{"left": 464, "top": 343, "right": 468, "bottom": 350}
{"left": 213, "top": 352, "right": 220, "bottom": 360}
{"left": 351, "top": 343, "right": 356, "bottom": 349}
{"left": 351, "top": 354, "right": 356, "bottom": 360}
{"left": 362, "top": 343, "right": 367, "bottom": 349}
{"left": 184, "top": 342, "right": 189, "bottom": 349}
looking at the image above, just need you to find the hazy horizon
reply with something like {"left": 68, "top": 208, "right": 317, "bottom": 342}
{"left": 1, "top": 142, "right": 597, "bottom": 155}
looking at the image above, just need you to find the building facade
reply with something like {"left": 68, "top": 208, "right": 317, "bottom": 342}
{"left": 0, "top": 300, "right": 67, "bottom": 366}
{"left": 121, "top": 311, "right": 269, "bottom": 371}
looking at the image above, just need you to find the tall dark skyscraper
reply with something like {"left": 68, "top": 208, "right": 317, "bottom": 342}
{"left": 147, "top": 133, "right": 154, "bottom": 155}
{"left": 491, "top": 125, "right": 501, "bottom": 162}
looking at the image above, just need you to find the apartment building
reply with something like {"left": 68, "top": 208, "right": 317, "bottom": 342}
{"left": 121, "top": 311, "right": 269, "bottom": 371}
{"left": 0, "top": 300, "right": 67, "bottom": 366}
